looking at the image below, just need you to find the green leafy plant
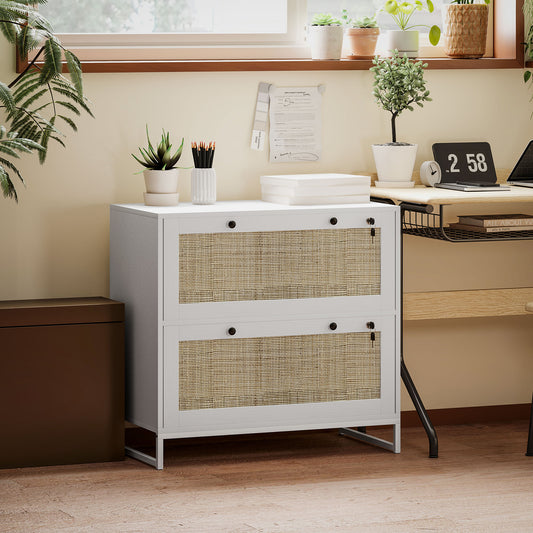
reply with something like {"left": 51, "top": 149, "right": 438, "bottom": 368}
{"left": 0, "top": 0, "right": 92, "bottom": 202}
{"left": 311, "top": 13, "right": 342, "bottom": 26}
{"left": 341, "top": 10, "right": 378, "bottom": 28}
{"left": 132, "top": 127, "right": 184, "bottom": 172}
{"left": 381, "top": 0, "right": 441, "bottom": 45}
{"left": 523, "top": 0, "right": 533, "bottom": 97}
{"left": 370, "top": 50, "right": 431, "bottom": 143}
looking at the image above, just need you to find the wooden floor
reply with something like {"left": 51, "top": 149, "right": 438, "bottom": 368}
{"left": 1, "top": 421, "right": 533, "bottom": 532}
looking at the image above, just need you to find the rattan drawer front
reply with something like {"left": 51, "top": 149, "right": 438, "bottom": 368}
{"left": 179, "top": 228, "right": 381, "bottom": 304}
{"left": 178, "top": 332, "right": 380, "bottom": 411}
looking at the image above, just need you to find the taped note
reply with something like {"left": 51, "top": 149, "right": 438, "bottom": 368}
{"left": 269, "top": 85, "right": 324, "bottom": 163}
{"left": 250, "top": 82, "right": 271, "bottom": 151}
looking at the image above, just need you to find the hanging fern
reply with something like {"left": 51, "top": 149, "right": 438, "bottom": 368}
{"left": 0, "top": 0, "right": 92, "bottom": 202}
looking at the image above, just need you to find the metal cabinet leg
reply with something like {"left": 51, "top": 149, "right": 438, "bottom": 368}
{"left": 401, "top": 357, "right": 438, "bottom": 458}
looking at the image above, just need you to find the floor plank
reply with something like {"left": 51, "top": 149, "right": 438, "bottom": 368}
{"left": 1, "top": 421, "right": 533, "bottom": 532}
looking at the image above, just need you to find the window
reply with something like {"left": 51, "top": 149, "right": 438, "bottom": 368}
{"left": 23, "top": 0, "right": 522, "bottom": 71}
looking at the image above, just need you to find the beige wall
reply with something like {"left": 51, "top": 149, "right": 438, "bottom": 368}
{"left": 2, "top": 39, "right": 533, "bottom": 411}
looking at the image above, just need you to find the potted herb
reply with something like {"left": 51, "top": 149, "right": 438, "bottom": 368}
{"left": 443, "top": 0, "right": 490, "bottom": 58}
{"left": 309, "top": 13, "right": 344, "bottom": 60}
{"left": 132, "top": 127, "right": 184, "bottom": 205}
{"left": 342, "top": 11, "right": 380, "bottom": 59}
{"left": 370, "top": 51, "right": 431, "bottom": 187}
{"left": 380, "top": 0, "right": 441, "bottom": 57}
{"left": 0, "top": 0, "right": 91, "bottom": 202}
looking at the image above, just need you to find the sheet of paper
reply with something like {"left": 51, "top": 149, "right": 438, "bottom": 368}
{"left": 269, "top": 85, "right": 323, "bottom": 163}
{"left": 250, "top": 82, "right": 271, "bottom": 151}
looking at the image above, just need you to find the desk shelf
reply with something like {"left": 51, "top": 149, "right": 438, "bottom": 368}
{"left": 402, "top": 205, "right": 533, "bottom": 243}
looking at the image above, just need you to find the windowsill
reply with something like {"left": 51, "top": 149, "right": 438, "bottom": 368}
{"left": 71, "top": 56, "right": 524, "bottom": 73}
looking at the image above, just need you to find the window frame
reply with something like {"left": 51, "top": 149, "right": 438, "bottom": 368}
{"left": 17, "top": 0, "right": 524, "bottom": 73}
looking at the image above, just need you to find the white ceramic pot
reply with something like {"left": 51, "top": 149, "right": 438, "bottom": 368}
{"left": 387, "top": 30, "right": 419, "bottom": 58}
{"left": 372, "top": 143, "right": 418, "bottom": 187}
{"left": 143, "top": 168, "right": 179, "bottom": 194}
{"left": 309, "top": 25, "right": 344, "bottom": 60}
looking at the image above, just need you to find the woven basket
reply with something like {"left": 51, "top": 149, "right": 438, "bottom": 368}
{"left": 443, "top": 4, "right": 488, "bottom": 59}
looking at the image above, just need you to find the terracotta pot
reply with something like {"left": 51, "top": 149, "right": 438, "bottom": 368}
{"left": 443, "top": 3, "right": 488, "bottom": 59}
{"left": 345, "top": 27, "right": 380, "bottom": 59}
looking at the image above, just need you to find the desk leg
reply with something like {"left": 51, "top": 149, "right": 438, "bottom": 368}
{"left": 401, "top": 356, "right": 438, "bottom": 458}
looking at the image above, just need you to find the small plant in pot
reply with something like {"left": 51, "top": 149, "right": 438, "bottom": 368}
{"left": 309, "top": 13, "right": 344, "bottom": 60}
{"left": 380, "top": 0, "right": 440, "bottom": 57}
{"left": 370, "top": 50, "right": 431, "bottom": 187}
{"left": 133, "top": 127, "right": 185, "bottom": 205}
{"left": 442, "top": 0, "right": 490, "bottom": 59}
{"left": 342, "top": 11, "right": 380, "bottom": 59}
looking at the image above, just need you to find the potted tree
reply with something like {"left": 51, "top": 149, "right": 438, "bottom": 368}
{"left": 442, "top": 0, "right": 490, "bottom": 59}
{"left": 309, "top": 13, "right": 344, "bottom": 60}
{"left": 132, "top": 127, "right": 184, "bottom": 206}
{"left": 342, "top": 11, "right": 380, "bottom": 59}
{"left": 370, "top": 51, "right": 432, "bottom": 187}
{"left": 0, "top": 0, "right": 91, "bottom": 202}
{"left": 380, "top": 0, "right": 441, "bottom": 57}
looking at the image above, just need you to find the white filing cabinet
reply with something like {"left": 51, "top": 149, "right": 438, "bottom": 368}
{"left": 110, "top": 201, "right": 401, "bottom": 469}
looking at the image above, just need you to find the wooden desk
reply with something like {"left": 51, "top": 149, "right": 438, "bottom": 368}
{"left": 370, "top": 184, "right": 533, "bottom": 458}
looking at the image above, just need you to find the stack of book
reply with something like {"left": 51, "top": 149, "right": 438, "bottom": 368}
{"left": 260, "top": 173, "right": 371, "bottom": 205}
{"left": 449, "top": 214, "right": 533, "bottom": 233}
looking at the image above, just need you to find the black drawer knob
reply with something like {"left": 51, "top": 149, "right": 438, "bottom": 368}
{"left": 330, "top": 217, "right": 338, "bottom": 226}
{"left": 366, "top": 321, "right": 375, "bottom": 330}
{"left": 227, "top": 327, "right": 236, "bottom": 336}
{"left": 227, "top": 220, "right": 236, "bottom": 229}
{"left": 366, "top": 217, "right": 375, "bottom": 225}
{"left": 329, "top": 322, "right": 338, "bottom": 331}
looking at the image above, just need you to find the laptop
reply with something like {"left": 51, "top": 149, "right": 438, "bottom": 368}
{"left": 507, "top": 140, "right": 533, "bottom": 188}
{"left": 432, "top": 142, "right": 510, "bottom": 192}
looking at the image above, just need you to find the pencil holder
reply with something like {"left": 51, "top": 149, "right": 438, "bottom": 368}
{"left": 191, "top": 168, "right": 216, "bottom": 205}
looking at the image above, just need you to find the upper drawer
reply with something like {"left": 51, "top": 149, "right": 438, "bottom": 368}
{"left": 163, "top": 208, "right": 399, "bottom": 322}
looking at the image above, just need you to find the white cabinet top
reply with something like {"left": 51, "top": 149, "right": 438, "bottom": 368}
{"left": 110, "top": 200, "right": 395, "bottom": 218}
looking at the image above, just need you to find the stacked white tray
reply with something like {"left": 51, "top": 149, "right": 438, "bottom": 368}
{"left": 260, "top": 173, "right": 371, "bottom": 205}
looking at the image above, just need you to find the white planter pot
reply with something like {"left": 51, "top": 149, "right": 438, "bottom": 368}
{"left": 143, "top": 168, "right": 179, "bottom": 194}
{"left": 387, "top": 30, "right": 419, "bottom": 58}
{"left": 372, "top": 143, "right": 418, "bottom": 187}
{"left": 309, "top": 25, "right": 344, "bottom": 60}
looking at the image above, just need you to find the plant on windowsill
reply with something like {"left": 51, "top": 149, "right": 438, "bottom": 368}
{"left": 309, "top": 13, "right": 344, "bottom": 60}
{"left": 523, "top": 0, "right": 533, "bottom": 96}
{"left": 380, "top": 0, "right": 441, "bottom": 57}
{"left": 370, "top": 50, "right": 431, "bottom": 187}
{"left": 0, "top": 0, "right": 92, "bottom": 202}
{"left": 132, "top": 126, "right": 185, "bottom": 206}
{"left": 341, "top": 11, "right": 380, "bottom": 59}
{"left": 442, "top": 0, "right": 491, "bottom": 58}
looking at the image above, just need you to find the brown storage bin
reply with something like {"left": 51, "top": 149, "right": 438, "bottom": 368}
{"left": 0, "top": 297, "right": 125, "bottom": 468}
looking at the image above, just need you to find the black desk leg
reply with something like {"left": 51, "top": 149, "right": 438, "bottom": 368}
{"left": 401, "top": 356, "right": 439, "bottom": 458}
{"left": 526, "top": 393, "right": 533, "bottom": 457}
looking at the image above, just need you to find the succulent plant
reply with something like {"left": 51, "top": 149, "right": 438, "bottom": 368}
{"left": 311, "top": 13, "right": 342, "bottom": 26}
{"left": 133, "top": 127, "right": 184, "bottom": 171}
{"left": 342, "top": 10, "right": 378, "bottom": 28}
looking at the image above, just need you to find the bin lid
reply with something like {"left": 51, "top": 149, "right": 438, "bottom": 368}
{"left": 0, "top": 297, "right": 124, "bottom": 328}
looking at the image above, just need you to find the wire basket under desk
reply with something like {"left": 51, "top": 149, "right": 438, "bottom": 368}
{"left": 401, "top": 204, "right": 533, "bottom": 242}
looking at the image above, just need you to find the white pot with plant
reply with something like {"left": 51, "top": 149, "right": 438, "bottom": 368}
{"left": 342, "top": 11, "right": 380, "bottom": 59}
{"left": 309, "top": 13, "right": 344, "bottom": 60}
{"left": 370, "top": 51, "right": 432, "bottom": 187}
{"left": 132, "top": 127, "right": 185, "bottom": 205}
{"left": 380, "top": 0, "right": 441, "bottom": 57}
{"left": 442, "top": 0, "right": 490, "bottom": 59}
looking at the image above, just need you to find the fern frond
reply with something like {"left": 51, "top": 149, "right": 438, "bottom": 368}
{"left": 0, "top": 81, "right": 15, "bottom": 113}
{"left": 0, "top": 166, "right": 18, "bottom": 202}
{"left": 64, "top": 50, "right": 83, "bottom": 97}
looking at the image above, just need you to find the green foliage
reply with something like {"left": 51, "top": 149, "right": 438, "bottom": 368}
{"left": 0, "top": 0, "right": 92, "bottom": 202}
{"left": 370, "top": 50, "right": 431, "bottom": 143}
{"left": 524, "top": 0, "right": 533, "bottom": 110}
{"left": 132, "top": 127, "right": 184, "bottom": 171}
{"left": 342, "top": 10, "right": 378, "bottom": 28}
{"left": 380, "top": 0, "right": 441, "bottom": 45}
{"left": 311, "top": 13, "right": 342, "bottom": 26}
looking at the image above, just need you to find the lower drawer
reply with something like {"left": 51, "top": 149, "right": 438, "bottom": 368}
{"left": 162, "top": 317, "right": 398, "bottom": 436}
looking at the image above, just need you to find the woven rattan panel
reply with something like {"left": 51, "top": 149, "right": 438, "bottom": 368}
{"left": 179, "top": 228, "right": 381, "bottom": 303}
{"left": 179, "top": 332, "right": 381, "bottom": 410}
